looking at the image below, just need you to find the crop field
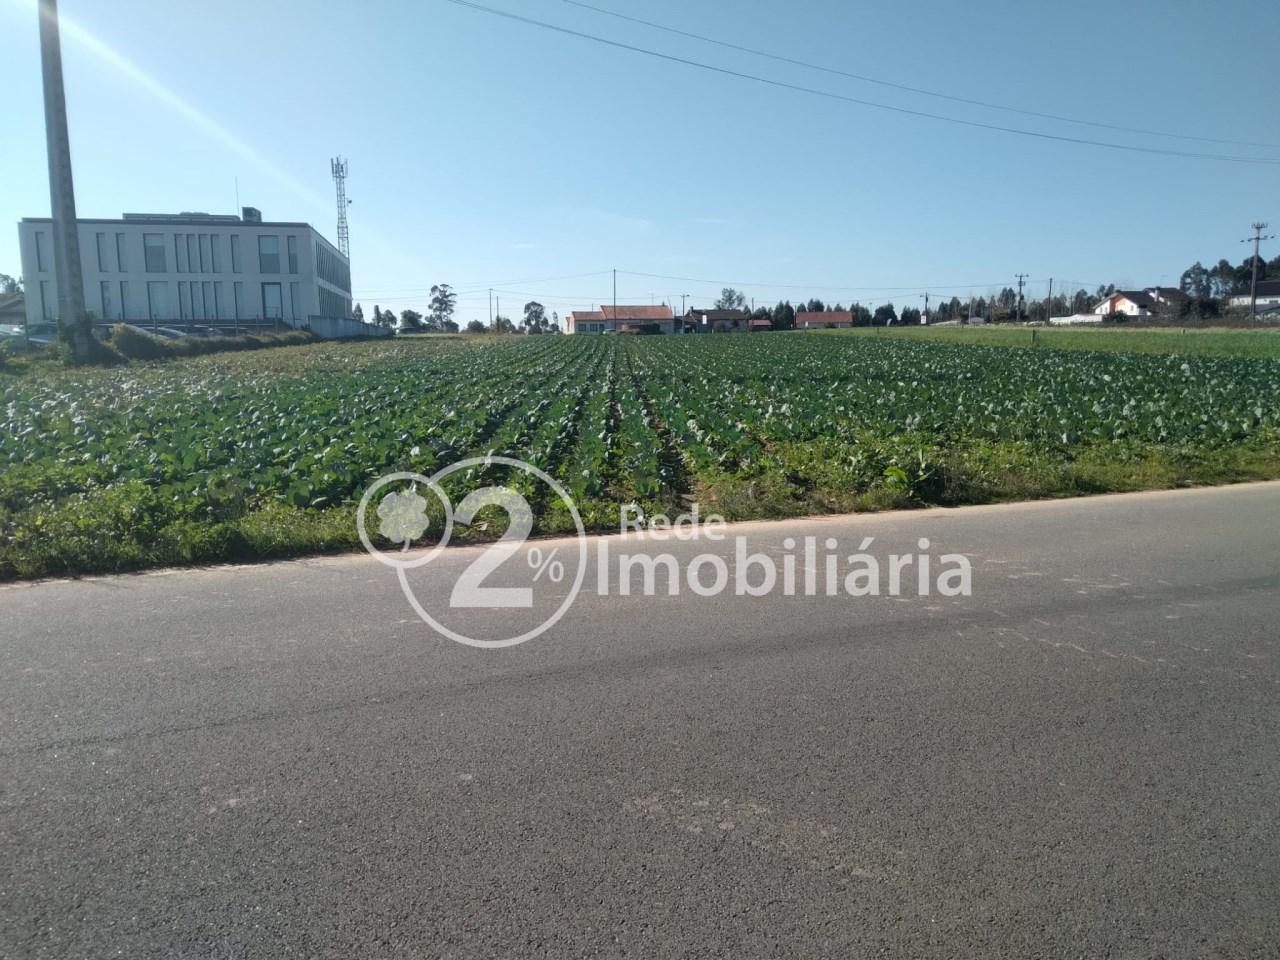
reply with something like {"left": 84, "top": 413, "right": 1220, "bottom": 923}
{"left": 2, "top": 333, "right": 1278, "bottom": 578}
{"left": 826, "top": 324, "right": 1280, "bottom": 358}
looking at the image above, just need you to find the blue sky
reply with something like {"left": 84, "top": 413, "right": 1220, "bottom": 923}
{"left": 2, "top": 0, "right": 1277, "bottom": 322}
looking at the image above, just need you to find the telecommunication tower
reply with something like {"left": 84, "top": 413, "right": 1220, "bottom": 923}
{"left": 331, "top": 157, "right": 350, "bottom": 260}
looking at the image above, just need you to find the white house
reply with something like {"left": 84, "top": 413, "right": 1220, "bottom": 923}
{"left": 17, "top": 207, "right": 352, "bottom": 330}
{"left": 1227, "top": 280, "right": 1280, "bottom": 311}
{"left": 1092, "top": 287, "right": 1185, "bottom": 318}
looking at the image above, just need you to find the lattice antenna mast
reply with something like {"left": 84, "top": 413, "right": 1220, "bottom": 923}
{"left": 331, "top": 157, "right": 350, "bottom": 261}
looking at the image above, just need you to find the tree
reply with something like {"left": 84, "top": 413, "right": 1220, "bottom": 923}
{"left": 441, "top": 319, "right": 459, "bottom": 333}
{"left": 805, "top": 298, "right": 826, "bottom": 313}
{"left": 429, "top": 284, "right": 457, "bottom": 330}
{"left": 850, "top": 304, "right": 872, "bottom": 326}
{"left": 715, "top": 287, "right": 746, "bottom": 310}
{"left": 466, "top": 319, "right": 487, "bottom": 333}
{"left": 399, "top": 309, "right": 424, "bottom": 331}
{"left": 872, "top": 303, "right": 897, "bottom": 326}
{"left": 900, "top": 306, "right": 922, "bottom": 325}
{"left": 0, "top": 273, "right": 21, "bottom": 295}
{"left": 549, "top": 311, "right": 561, "bottom": 334}
{"left": 771, "top": 300, "right": 795, "bottom": 330}
{"left": 491, "top": 314, "right": 516, "bottom": 334}
{"left": 1179, "top": 262, "right": 1211, "bottom": 300}
{"left": 521, "top": 300, "right": 548, "bottom": 334}
{"left": 352, "top": 302, "right": 364, "bottom": 322}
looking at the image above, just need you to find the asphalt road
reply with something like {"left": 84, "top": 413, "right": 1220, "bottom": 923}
{"left": 3, "top": 484, "right": 1279, "bottom": 958}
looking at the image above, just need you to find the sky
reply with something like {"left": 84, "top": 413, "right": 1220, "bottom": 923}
{"left": 2, "top": 0, "right": 1278, "bottom": 322}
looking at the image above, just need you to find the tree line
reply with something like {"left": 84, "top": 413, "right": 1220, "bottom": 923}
{"left": 356, "top": 284, "right": 562, "bottom": 334}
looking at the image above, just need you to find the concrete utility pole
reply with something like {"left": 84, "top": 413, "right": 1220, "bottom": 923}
{"left": 1046, "top": 278, "right": 1053, "bottom": 323}
{"left": 1015, "top": 274, "right": 1028, "bottom": 323}
{"left": 612, "top": 268, "right": 617, "bottom": 325}
{"left": 38, "top": 0, "right": 89, "bottom": 361}
{"left": 1241, "top": 222, "right": 1274, "bottom": 323}
{"left": 488, "top": 288, "right": 493, "bottom": 327}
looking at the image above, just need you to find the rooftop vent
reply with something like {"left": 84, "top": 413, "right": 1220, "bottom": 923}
{"left": 241, "top": 206, "right": 262, "bottom": 224}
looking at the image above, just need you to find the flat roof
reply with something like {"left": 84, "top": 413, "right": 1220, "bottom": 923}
{"left": 21, "top": 216, "right": 314, "bottom": 228}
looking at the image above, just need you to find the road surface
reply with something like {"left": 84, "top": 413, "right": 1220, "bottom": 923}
{"left": 3, "top": 483, "right": 1279, "bottom": 958}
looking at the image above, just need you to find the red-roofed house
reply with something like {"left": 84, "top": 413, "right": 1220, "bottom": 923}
{"left": 569, "top": 304, "right": 676, "bottom": 334}
{"left": 749, "top": 316, "right": 773, "bottom": 332}
{"left": 565, "top": 310, "right": 606, "bottom": 334}
{"left": 796, "top": 310, "right": 853, "bottom": 329}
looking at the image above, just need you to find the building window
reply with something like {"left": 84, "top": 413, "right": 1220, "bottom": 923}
{"left": 96, "top": 232, "right": 110, "bottom": 272}
{"left": 202, "top": 282, "right": 213, "bottom": 321}
{"left": 143, "top": 234, "right": 167, "bottom": 272}
{"left": 116, "top": 233, "right": 128, "bottom": 271}
{"left": 198, "top": 234, "right": 210, "bottom": 272}
{"left": 233, "top": 281, "right": 244, "bottom": 320}
{"left": 39, "top": 280, "right": 51, "bottom": 319}
{"left": 211, "top": 235, "right": 222, "bottom": 273}
{"left": 177, "top": 281, "right": 187, "bottom": 321}
{"left": 262, "top": 282, "right": 283, "bottom": 320}
{"left": 187, "top": 235, "right": 198, "bottom": 274}
{"left": 100, "top": 281, "right": 113, "bottom": 321}
{"left": 174, "top": 235, "right": 187, "bottom": 273}
{"left": 190, "top": 280, "right": 202, "bottom": 320}
{"left": 230, "top": 234, "right": 242, "bottom": 273}
{"left": 119, "top": 281, "right": 129, "bottom": 319}
{"left": 258, "top": 236, "right": 280, "bottom": 274}
{"left": 289, "top": 281, "right": 301, "bottom": 319}
{"left": 35, "top": 232, "right": 48, "bottom": 271}
{"left": 213, "top": 281, "right": 224, "bottom": 320}
{"left": 146, "top": 281, "right": 169, "bottom": 321}
{"left": 287, "top": 236, "right": 298, "bottom": 274}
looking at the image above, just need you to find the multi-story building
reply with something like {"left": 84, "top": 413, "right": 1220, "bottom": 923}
{"left": 17, "top": 207, "right": 352, "bottom": 330}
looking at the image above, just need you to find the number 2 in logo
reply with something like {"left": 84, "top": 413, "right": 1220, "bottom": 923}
{"left": 450, "top": 486, "right": 535, "bottom": 609}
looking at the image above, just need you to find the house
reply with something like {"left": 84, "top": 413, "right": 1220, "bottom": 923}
{"left": 17, "top": 207, "right": 353, "bottom": 330}
{"left": 749, "top": 316, "right": 773, "bottom": 332}
{"left": 568, "top": 304, "right": 676, "bottom": 334}
{"left": 0, "top": 292, "right": 24, "bottom": 328}
{"left": 604, "top": 304, "right": 676, "bottom": 334}
{"left": 796, "top": 310, "right": 853, "bottom": 329}
{"left": 685, "top": 308, "right": 750, "bottom": 333}
{"left": 1092, "top": 287, "right": 1185, "bottom": 318}
{"left": 1227, "top": 280, "right": 1280, "bottom": 311}
{"left": 565, "top": 310, "right": 606, "bottom": 334}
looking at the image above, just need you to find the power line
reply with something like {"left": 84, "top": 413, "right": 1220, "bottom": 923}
{"left": 619, "top": 269, "right": 1016, "bottom": 292}
{"left": 557, "top": 0, "right": 1280, "bottom": 151}
{"left": 441, "top": 0, "right": 1280, "bottom": 164}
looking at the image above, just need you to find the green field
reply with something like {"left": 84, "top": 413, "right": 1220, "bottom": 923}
{"left": 2, "top": 330, "right": 1279, "bottom": 579}
{"left": 824, "top": 323, "right": 1280, "bottom": 358}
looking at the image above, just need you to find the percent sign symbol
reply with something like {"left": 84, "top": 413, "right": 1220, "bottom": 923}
{"left": 527, "top": 546, "right": 565, "bottom": 583}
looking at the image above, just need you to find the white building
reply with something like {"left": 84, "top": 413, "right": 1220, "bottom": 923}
{"left": 1227, "top": 281, "right": 1280, "bottom": 311}
{"left": 17, "top": 207, "right": 352, "bottom": 330}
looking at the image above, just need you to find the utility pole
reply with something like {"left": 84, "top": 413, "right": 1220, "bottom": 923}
{"left": 1046, "top": 277, "right": 1053, "bottom": 323}
{"left": 1241, "top": 222, "right": 1274, "bottom": 323}
{"left": 612, "top": 268, "right": 617, "bottom": 328}
{"left": 488, "top": 288, "right": 493, "bottom": 327}
{"left": 922, "top": 292, "right": 929, "bottom": 325}
{"left": 1015, "top": 274, "right": 1028, "bottom": 323}
{"left": 38, "top": 0, "right": 89, "bottom": 361}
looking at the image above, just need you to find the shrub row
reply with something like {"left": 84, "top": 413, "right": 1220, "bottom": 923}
{"left": 108, "top": 324, "right": 318, "bottom": 361}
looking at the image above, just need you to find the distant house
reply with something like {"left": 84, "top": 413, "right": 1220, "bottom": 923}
{"left": 604, "top": 304, "right": 676, "bottom": 334}
{"left": 796, "top": 310, "right": 853, "bottom": 329}
{"left": 568, "top": 305, "right": 676, "bottom": 334}
{"left": 1228, "top": 280, "right": 1280, "bottom": 310}
{"left": 685, "top": 308, "right": 750, "bottom": 333}
{"left": 749, "top": 316, "right": 773, "bottom": 332}
{"left": 565, "top": 310, "right": 606, "bottom": 334}
{"left": 0, "top": 292, "right": 24, "bottom": 327}
{"left": 1093, "top": 287, "right": 1185, "bottom": 317}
